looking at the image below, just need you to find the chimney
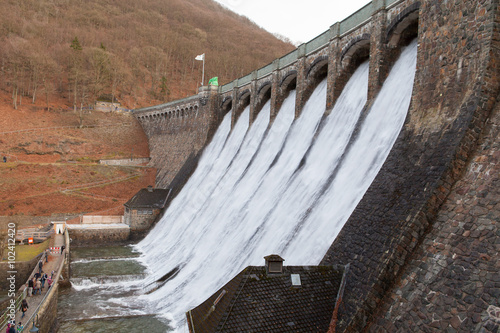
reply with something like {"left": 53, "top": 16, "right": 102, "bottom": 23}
{"left": 147, "top": 185, "right": 154, "bottom": 192}
{"left": 264, "top": 254, "right": 284, "bottom": 275}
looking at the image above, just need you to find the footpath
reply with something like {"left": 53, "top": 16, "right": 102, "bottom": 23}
{"left": 2, "top": 233, "right": 65, "bottom": 332}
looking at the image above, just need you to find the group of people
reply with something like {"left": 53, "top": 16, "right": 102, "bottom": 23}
{"left": 26, "top": 270, "right": 53, "bottom": 297}
{"left": 5, "top": 300, "right": 26, "bottom": 332}
{"left": 5, "top": 321, "right": 22, "bottom": 333}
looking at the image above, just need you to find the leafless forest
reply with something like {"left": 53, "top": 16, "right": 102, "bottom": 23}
{"left": 0, "top": 0, "right": 294, "bottom": 110}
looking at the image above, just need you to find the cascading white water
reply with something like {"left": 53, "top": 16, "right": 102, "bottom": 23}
{"left": 134, "top": 39, "right": 418, "bottom": 330}
{"left": 104, "top": 39, "right": 417, "bottom": 332}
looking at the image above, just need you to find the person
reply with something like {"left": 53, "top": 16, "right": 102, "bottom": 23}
{"left": 6, "top": 323, "right": 11, "bottom": 333}
{"left": 45, "top": 248, "right": 50, "bottom": 262}
{"left": 40, "top": 272, "right": 47, "bottom": 289}
{"left": 38, "top": 260, "right": 43, "bottom": 273}
{"left": 47, "top": 275, "right": 53, "bottom": 289}
{"left": 3, "top": 156, "right": 6, "bottom": 163}
{"left": 35, "top": 279, "right": 42, "bottom": 295}
{"left": 20, "top": 299, "right": 28, "bottom": 319}
{"left": 7, "top": 323, "right": 15, "bottom": 333}
{"left": 16, "top": 322, "right": 23, "bottom": 333}
{"left": 27, "top": 279, "right": 33, "bottom": 297}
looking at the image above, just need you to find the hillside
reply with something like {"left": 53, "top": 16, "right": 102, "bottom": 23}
{"left": 0, "top": 0, "right": 295, "bottom": 110}
{"left": 0, "top": 90, "right": 155, "bottom": 217}
{"left": 0, "top": 0, "right": 294, "bottom": 219}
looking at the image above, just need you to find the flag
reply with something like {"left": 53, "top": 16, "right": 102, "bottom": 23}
{"left": 195, "top": 53, "right": 204, "bottom": 61}
{"left": 208, "top": 77, "right": 218, "bottom": 86}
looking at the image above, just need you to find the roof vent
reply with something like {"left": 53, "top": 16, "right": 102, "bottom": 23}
{"left": 147, "top": 185, "right": 154, "bottom": 192}
{"left": 264, "top": 254, "right": 284, "bottom": 275}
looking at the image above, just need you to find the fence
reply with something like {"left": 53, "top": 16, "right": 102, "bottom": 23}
{"left": 15, "top": 229, "right": 54, "bottom": 244}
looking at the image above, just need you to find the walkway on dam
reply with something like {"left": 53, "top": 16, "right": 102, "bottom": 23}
{"left": 2, "top": 233, "right": 65, "bottom": 332}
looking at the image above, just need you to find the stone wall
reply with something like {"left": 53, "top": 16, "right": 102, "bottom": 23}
{"left": 38, "top": 281, "right": 59, "bottom": 333}
{"left": 0, "top": 254, "right": 41, "bottom": 291}
{"left": 368, "top": 83, "right": 500, "bottom": 333}
{"left": 68, "top": 226, "right": 130, "bottom": 246}
{"left": 321, "top": 0, "right": 499, "bottom": 332}
{"left": 134, "top": 86, "right": 220, "bottom": 190}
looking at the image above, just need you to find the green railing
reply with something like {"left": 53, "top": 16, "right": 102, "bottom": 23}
{"left": 219, "top": 0, "right": 406, "bottom": 94}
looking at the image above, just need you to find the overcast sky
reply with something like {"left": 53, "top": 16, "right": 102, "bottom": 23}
{"left": 213, "top": 0, "right": 371, "bottom": 45}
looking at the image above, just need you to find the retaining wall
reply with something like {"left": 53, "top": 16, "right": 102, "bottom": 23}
{"left": 67, "top": 225, "right": 130, "bottom": 246}
{"left": 0, "top": 254, "right": 41, "bottom": 291}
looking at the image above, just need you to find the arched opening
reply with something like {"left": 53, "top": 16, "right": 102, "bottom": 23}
{"left": 386, "top": 3, "right": 420, "bottom": 48}
{"left": 234, "top": 89, "right": 250, "bottom": 124}
{"left": 385, "top": 3, "right": 420, "bottom": 74}
{"left": 302, "top": 56, "right": 329, "bottom": 107}
{"left": 254, "top": 81, "right": 272, "bottom": 117}
{"left": 336, "top": 36, "right": 371, "bottom": 101}
{"left": 341, "top": 34, "right": 371, "bottom": 72}
{"left": 221, "top": 96, "right": 233, "bottom": 116}
{"left": 279, "top": 70, "right": 297, "bottom": 101}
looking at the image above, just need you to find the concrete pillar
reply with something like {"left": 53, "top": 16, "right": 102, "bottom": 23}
{"left": 270, "top": 59, "right": 280, "bottom": 124}
{"left": 199, "top": 84, "right": 222, "bottom": 144}
{"left": 249, "top": 70, "right": 258, "bottom": 126}
{"left": 230, "top": 80, "right": 239, "bottom": 129}
{"left": 326, "top": 23, "right": 341, "bottom": 114}
{"left": 368, "top": 3, "right": 389, "bottom": 102}
{"left": 294, "top": 44, "right": 307, "bottom": 119}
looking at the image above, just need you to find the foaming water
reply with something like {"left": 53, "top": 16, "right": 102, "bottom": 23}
{"left": 60, "top": 39, "right": 418, "bottom": 332}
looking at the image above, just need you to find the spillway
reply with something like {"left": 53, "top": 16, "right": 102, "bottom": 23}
{"left": 59, "top": 39, "right": 417, "bottom": 332}
{"left": 135, "top": 39, "right": 417, "bottom": 330}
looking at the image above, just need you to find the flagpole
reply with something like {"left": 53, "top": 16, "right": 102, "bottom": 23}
{"left": 202, "top": 56, "right": 205, "bottom": 86}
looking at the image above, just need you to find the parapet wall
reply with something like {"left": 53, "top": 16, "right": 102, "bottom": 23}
{"left": 133, "top": 0, "right": 499, "bottom": 331}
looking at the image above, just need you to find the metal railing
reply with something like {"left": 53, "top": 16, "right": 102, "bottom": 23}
{"left": 15, "top": 230, "right": 54, "bottom": 243}
{"left": 0, "top": 251, "right": 46, "bottom": 329}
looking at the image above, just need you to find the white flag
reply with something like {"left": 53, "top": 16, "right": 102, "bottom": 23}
{"left": 195, "top": 53, "right": 204, "bottom": 61}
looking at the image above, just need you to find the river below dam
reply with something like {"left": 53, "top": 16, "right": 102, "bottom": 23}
{"left": 57, "top": 245, "right": 172, "bottom": 332}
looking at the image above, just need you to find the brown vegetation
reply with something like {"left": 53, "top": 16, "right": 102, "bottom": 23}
{"left": 0, "top": 0, "right": 294, "bottom": 109}
{"left": 0, "top": 91, "right": 155, "bottom": 217}
{"left": 0, "top": 0, "right": 294, "bottom": 219}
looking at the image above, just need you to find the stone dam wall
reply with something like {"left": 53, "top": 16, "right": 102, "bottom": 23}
{"left": 134, "top": 0, "right": 499, "bottom": 332}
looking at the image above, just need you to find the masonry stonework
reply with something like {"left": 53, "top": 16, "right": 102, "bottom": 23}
{"left": 321, "top": 0, "right": 499, "bottom": 331}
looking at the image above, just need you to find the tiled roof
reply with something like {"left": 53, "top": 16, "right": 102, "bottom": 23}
{"left": 124, "top": 187, "right": 171, "bottom": 209}
{"left": 187, "top": 265, "right": 345, "bottom": 333}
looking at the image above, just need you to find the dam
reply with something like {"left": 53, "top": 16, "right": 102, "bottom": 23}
{"left": 60, "top": 0, "right": 499, "bottom": 332}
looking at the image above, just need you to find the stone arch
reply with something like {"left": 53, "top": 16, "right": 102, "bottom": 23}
{"left": 254, "top": 81, "right": 272, "bottom": 117}
{"left": 221, "top": 96, "right": 233, "bottom": 116}
{"left": 341, "top": 33, "right": 371, "bottom": 64}
{"left": 234, "top": 89, "right": 251, "bottom": 124}
{"left": 280, "top": 70, "right": 297, "bottom": 91}
{"left": 306, "top": 56, "right": 328, "bottom": 80}
{"left": 386, "top": 2, "right": 420, "bottom": 47}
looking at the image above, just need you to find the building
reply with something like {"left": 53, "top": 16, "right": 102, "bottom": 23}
{"left": 186, "top": 255, "right": 349, "bottom": 332}
{"left": 123, "top": 186, "right": 171, "bottom": 235}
